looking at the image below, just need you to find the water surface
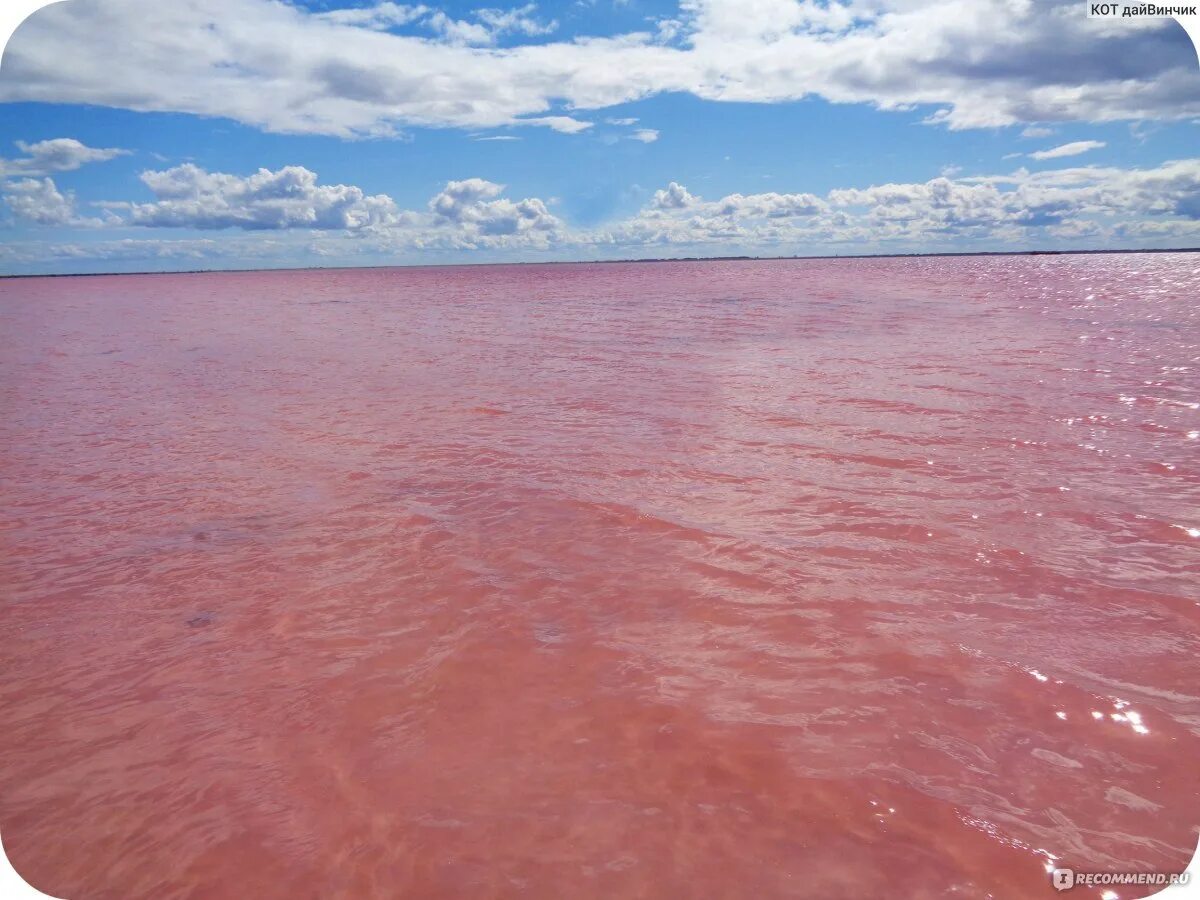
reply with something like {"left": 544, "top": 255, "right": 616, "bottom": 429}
{"left": 2, "top": 256, "right": 1198, "bottom": 898}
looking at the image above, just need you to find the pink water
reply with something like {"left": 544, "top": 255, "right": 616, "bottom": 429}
{"left": 1, "top": 256, "right": 1198, "bottom": 899}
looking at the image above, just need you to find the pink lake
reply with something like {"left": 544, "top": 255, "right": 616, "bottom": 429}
{"left": 1, "top": 255, "right": 1198, "bottom": 898}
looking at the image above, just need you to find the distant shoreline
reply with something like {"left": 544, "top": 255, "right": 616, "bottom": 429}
{"left": 2, "top": 246, "right": 1198, "bottom": 280}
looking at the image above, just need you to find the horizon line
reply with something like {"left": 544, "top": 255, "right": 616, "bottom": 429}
{"left": 2, "top": 245, "right": 1198, "bottom": 280}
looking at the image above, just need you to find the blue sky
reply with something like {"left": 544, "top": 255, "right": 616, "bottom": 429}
{"left": 0, "top": 0, "right": 1199, "bottom": 274}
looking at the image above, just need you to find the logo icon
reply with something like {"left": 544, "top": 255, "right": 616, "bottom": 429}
{"left": 1051, "top": 868, "right": 1075, "bottom": 891}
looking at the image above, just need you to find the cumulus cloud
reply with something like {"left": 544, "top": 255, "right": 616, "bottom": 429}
{"left": 711, "top": 190, "right": 825, "bottom": 218}
{"left": 1029, "top": 140, "right": 1108, "bottom": 160}
{"left": 7, "top": 158, "right": 1200, "bottom": 267}
{"left": 630, "top": 128, "right": 659, "bottom": 143}
{"left": 1, "top": 0, "right": 1196, "bottom": 138}
{"left": 429, "top": 177, "right": 504, "bottom": 212}
{"left": 4, "top": 163, "right": 563, "bottom": 251}
{"left": 576, "top": 157, "right": 1200, "bottom": 256}
{"left": 429, "top": 177, "right": 562, "bottom": 237}
{"left": 652, "top": 182, "right": 696, "bottom": 209}
{"left": 113, "top": 163, "right": 405, "bottom": 231}
{"left": 0, "top": 137, "right": 129, "bottom": 176}
{"left": 1, "top": 176, "right": 103, "bottom": 226}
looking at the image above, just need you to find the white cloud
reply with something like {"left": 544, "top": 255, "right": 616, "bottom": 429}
{"left": 0, "top": 235, "right": 321, "bottom": 270}
{"left": 7, "top": 157, "right": 1200, "bottom": 267}
{"left": 474, "top": 4, "right": 557, "bottom": 38}
{"left": 630, "top": 128, "right": 659, "bottom": 143}
{"left": 10, "top": 163, "right": 564, "bottom": 251}
{"left": 428, "top": 177, "right": 562, "bottom": 238}
{"left": 652, "top": 182, "right": 696, "bottom": 209}
{"left": 1020, "top": 126, "right": 1054, "bottom": 139}
{"left": 606, "top": 117, "right": 639, "bottom": 126}
{"left": 1, "top": 176, "right": 103, "bottom": 226}
{"left": 1029, "top": 140, "right": 1107, "bottom": 160}
{"left": 1, "top": 0, "right": 1196, "bottom": 138}
{"left": 313, "top": 3, "right": 430, "bottom": 30}
{"left": 597, "top": 158, "right": 1200, "bottom": 253}
{"left": 0, "top": 137, "right": 129, "bottom": 176}
{"left": 324, "top": 1, "right": 557, "bottom": 46}
{"left": 712, "top": 190, "right": 825, "bottom": 218}
{"left": 521, "top": 116, "right": 593, "bottom": 134}
{"left": 425, "top": 11, "right": 496, "bottom": 45}
{"left": 1114, "top": 218, "right": 1200, "bottom": 240}
{"left": 120, "top": 163, "right": 405, "bottom": 231}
